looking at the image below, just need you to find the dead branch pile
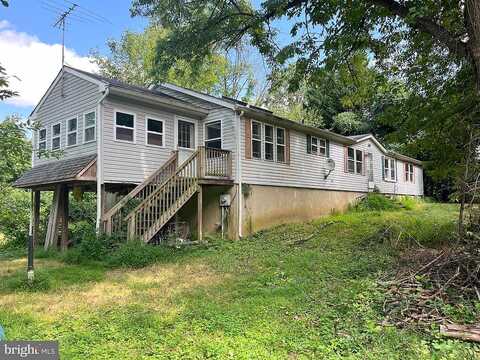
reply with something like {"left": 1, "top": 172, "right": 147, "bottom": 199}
{"left": 380, "top": 245, "right": 480, "bottom": 328}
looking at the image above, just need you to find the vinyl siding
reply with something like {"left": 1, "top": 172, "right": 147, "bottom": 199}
{"left": 101, "top": 96, "right": 236, "bottom": 184}
{"left": 32, "top": 72, "right": 101, "bottom": 167}
{"left": 240, "top": 117, "right": 424, "bottom": 196}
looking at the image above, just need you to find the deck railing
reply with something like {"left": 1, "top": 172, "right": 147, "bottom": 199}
{"left": 199, "top": 146, "right": 232, "bottom": 179}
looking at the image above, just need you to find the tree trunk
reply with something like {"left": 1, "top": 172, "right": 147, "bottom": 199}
{"left": 466, "top": 0, "right": 480, "bottom": 91}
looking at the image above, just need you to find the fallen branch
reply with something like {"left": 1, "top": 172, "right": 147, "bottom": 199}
{"left": 440, "top": 324, "right": 480, "bottom": 343}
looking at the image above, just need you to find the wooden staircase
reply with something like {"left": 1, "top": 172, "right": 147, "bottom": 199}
{"left": 102, "top": 147, "right": 232, "bottom": 243}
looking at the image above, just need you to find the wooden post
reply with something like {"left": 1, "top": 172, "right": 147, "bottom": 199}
{"left": 60, "top": 185, "right": 69, "bottom": 251}
{"left": 197, "top": 185, "right": 203, "bottom": 242}
{"left": 32, "top": 190, "right": 40, "bottom": 247}
{"left": 45, "top": 185, "right": 61, "bottom": 250}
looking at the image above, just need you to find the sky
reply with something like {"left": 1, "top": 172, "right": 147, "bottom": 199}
{"left": 0, "top": 0, "right": 297, "bottom": 120}
{"left": 0, "top": 0, "right": 147, "bottom": 119}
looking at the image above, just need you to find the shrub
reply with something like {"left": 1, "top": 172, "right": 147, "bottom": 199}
{"left": 396, "top": 196, "right": 423, "bottom": 210}
{"left": 70, "top": 220, "right": 96, "bottom": 245}
{"left": 106, "top": 240, "right": 173, "bottom": 268}
{"left": 354, "top": 194, "right": 399, "bottom": 212}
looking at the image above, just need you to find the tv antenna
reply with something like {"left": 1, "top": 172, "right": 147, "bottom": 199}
{"left": 53, "top": 3, "right": 77, "bottom": 65}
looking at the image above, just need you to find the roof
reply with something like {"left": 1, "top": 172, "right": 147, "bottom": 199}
{"left": 13, "top": 154, "right": 97, "bottom": 188}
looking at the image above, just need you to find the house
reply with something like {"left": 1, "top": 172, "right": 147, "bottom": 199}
{"left": 13, "top": 66, "right": 424, "bottom": 247}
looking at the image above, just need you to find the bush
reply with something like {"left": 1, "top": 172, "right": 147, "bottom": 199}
{"left": 397, "top": 196, "right": 423, "bottom": 210}
{"left": 354, "top": 194, "right": 400, "bottom": 212}
{"left": 106, "top": 240, "right": 173, "bottom": 268}
{"left": 70, "top": 220, "right": 96, "bottom": 245}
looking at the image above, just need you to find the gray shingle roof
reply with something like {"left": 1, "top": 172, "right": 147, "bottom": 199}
{"left": 13, "top": 154, "right": 96, "bottom": 188}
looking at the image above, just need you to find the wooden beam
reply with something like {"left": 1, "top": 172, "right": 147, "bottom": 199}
{"left": 197, "top": 185, "right": 203, "bottom": 242}
{"left": 60, "top": 185, "right": 69, "bottom": 251}
{"left": 45, "top": 185, "right": 61, "bottom": 250}
{"left": 32, "top": 191, "right": 40, "bottom": 247}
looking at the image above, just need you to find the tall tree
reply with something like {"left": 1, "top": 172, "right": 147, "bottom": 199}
{"left": 0, "top": 64, "right": 18, "bottom": 101}
{"left": 91, "top": 24, "right": 256, "bottom": 100}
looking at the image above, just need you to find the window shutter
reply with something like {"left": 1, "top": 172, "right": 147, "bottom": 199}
{"left": 381, "top": 156, "right": 385, "bottom": 180}
{"left": 344, "top": 146, "right": 348, "bottom": 172}
{"left": 245, "top": 118, "right": 252, "bottom": 159}
{"left": 326, "top": 139, "right": 330, "bottom": 157}
{"left": 306, "top": 135, "right": 312, "bottom": 154}
{"left": 394, "top": 159, "right": 397, "bottom": 181}
{"left": 285, "top": 129, "right": 291, "bottom": 165}
{"left": 413, "top": 166, "right": 415, "bottom": 184}
{"left": 405, "top": 163, "right": 408, "bottom": 182}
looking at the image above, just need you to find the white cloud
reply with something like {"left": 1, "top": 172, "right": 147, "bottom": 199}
{"left": 0, "top": 22, "right": 98, "bottom": 108}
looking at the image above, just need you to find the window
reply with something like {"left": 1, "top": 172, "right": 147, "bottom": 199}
{"left": 405, "top": 163, "right": 414, "bottom": 182}
{"left": 115, "top": 111, "right": 135, "bottom": 142}
{"left": 84, "top": 111, "right": 96, "bottom": 143}
{"left": 383, "top": 157, "right": 396, "bottom": 181}
{"left": 51, "top": 123, "right": 61, "bottom": 150}
{"left": 308, "top": 135, "right": 327, "bottom": 156}
{"left": 205, "top": 121, "right": 221, "bottom": 149}
{"left": 264, "top": 124, "right": 274, "bottom": 161}
{"left": 146, "top": 117, "right": 164, "bottom": 147}
{"left": 252, "top": 121, "right": 262, "bottom": 159}
{"left": 66, "top": 117, "right": 78, "bottom": 147}
{"left": 347, "top": 147, "right": 363, "bottom": 174}
{"left": 177, "top": 119, "right": 195, "bottom": 149}
{"left": 38, "top": 128, "right": 46, "bottom": 158}
{"left": 276, "top": 128, "right": 286, "bottom": 163}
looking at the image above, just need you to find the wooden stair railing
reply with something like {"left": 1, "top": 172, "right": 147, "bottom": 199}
{"left": 125, "top": 149, "right": 200, "bottom": 242}
{"left": 102, "top": 151, "right": 178, "bottom": 236}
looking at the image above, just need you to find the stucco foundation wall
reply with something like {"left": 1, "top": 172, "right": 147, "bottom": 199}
{"left": 242, "top": 184, "right": 364, "bottom": 236}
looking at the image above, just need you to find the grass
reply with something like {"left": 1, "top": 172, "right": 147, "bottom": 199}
{"left": 0, "top": 203, "right": 478, "bottom": 359}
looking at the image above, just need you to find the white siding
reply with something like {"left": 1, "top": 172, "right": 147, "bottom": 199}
{"left": 240, "top": 117, "right": 424, "bottom": 196}
{"left": 33, "top": 72, "right": 101, "bottom": 166}
{"left": 101, "top": 96, "right": 237, "bottom": 184}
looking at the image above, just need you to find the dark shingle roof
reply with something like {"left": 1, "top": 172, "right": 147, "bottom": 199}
{"left": 13, "top": 154, "right": 96, "bottom": 188}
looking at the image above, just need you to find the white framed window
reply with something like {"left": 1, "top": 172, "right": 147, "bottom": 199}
{"left": 38, "top": 128, "right": 46, "bottom": 158}
{"left": 66, "top": 117, "right": 78, "bottom": 147}
{"left": 51, "top": 122, "right": 61, "bottom": 150}
{"left": 308, "top": 135, "right": 327, "bottom": 156}
{"left": 276, "top": 127, "right": 286, "bottom": 163}
{"left": 84, "top": 110, "right": 96, "bottom": 143}
{"left": 405, "top": 163, "right": 414, "bottom": 182}
{"left": 204, "top": 120, "right": 222, "bottom": 149}
{"left": 264, "top": 124, "right": 274, "bottom": 161}
{"left": 114, "top": 110, "right": 135, "bottom": 143}
{"left": 383, "top": 157, "right": 396, "bottom": 181}
{"left": 347, "top": 147, "right": 363, "bottom": 174}
{"left": 252, "top": 121, "right": 262, "bottom": 159}
{"left": 146, "top": 117, "right": 164, "bottom": 147}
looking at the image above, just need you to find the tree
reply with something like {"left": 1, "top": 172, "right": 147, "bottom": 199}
{"left": 91, "top": 24, "right": 257, "bottom": 100}
{"left": 0, "top": 64, "right": 18, "bottom": 101}
{"left": 130, "top": 1, "right": 480, "bottom": 92}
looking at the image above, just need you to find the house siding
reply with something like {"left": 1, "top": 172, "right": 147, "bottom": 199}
{"left": 240, "top": 117, "right": 423, "bottom": 196}
{"left": 101, "top": 96, "right": 237, "bottom": 184}
{"left": 33, "top": 72, "right": 101, "bottom": 167}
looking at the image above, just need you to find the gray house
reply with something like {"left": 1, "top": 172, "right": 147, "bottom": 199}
{"left": 14, "top": 66, "right": 424, "bottom": 246}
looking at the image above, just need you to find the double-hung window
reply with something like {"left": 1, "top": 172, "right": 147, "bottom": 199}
{"left": 84, "top": 111, "right": 96, "bottom": 143}
{"left": 308, "top": 135, "right": 327, "bottom": 156}
{"left": 383, "top": 157, "right": 396, "bottom": 181}
{"left": 38, "top": 128, "right": 46, "bottom": 158}
{"left": 276, "top": 128, "right": 286, "bottom": 163}
{"left": 205, "top": 121, "right": 222, "bottom": 149}
{"left": 264, "top": 124, "right": 274, "bottom": 161}
{"left": 252, "top": 121, "right": 262, "bottom": 159}
{"left": 66, "top": 117, "right": 78, "bottom": 147}
{"left": 115, "top": 111, "right": 135, "bottom": 142}
{"left": 146, "top": 117, "right": 164, "bottom": 147}
{"left": 347, "top": 147, "right": 363, "bottom": 174}
{"left": 51, "top": 123, "right": 61, "bottom": 150}
{"left": 405, "top": 163, "right": 414, "bottom": 182}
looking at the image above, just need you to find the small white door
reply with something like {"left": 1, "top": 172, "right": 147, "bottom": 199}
{"left": 175, "top": 117, "right": 197, "bottom": 165}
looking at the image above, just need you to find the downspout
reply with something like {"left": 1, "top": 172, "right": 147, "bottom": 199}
{"left": 95, "top": 85, "right": 109, "bottom": 232}
{"left": 235, "top": 109, "right": 244, "bottom": 239}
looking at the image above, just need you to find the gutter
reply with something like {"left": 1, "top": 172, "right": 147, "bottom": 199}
{"left": 96, "top": 85, "right": 110, "bottom": 232}
{"left": 234, "top": 109, "right": 244, "bottom": 239}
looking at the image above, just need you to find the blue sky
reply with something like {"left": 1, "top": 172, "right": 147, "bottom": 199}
{"left": 0, "top": 0, "right": 297, "bottom": 120}
{"left": 0, "top": 0, "right": 147, "bottom": 119}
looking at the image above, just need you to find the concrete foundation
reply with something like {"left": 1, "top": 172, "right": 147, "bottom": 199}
{"left": 241, "top": 184, "right": 364, "bottom": 236}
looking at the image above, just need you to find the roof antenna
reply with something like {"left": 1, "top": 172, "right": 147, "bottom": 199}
{"left": 53, "top": 3, "right": 77, "bottom": 66}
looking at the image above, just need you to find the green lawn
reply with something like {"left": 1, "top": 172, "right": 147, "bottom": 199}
{"left": 0, "top": 203, "right": 478, "bottom": 359}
